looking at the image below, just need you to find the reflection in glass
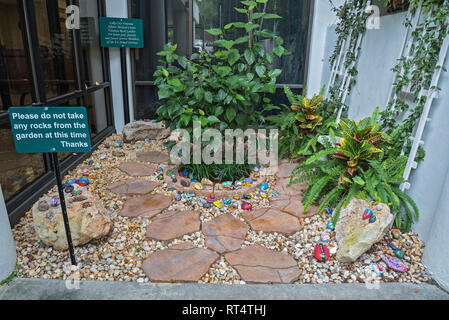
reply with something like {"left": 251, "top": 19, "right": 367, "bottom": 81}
{"left": 79, "top": 0, "right": 104, "bottom": 87}
{"left": 135, "top": 86, "right": 161, "bottom": 120}
{"left": 0, "top": 0, "right": 34, "bottom": 112}
{"left": 34, "top": 0, "right": 77, "bottom": 99}
{"left": 86, "top": 90, "right": 107, "bottom": 135}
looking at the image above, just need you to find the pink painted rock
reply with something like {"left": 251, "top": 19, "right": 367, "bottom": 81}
{"left": 241, "top": 202, "right": 252, "bottom": 210}
{"left": 202, "top": 214, "right": 249, "bottom": 253}
{"left": 118, "top": 162, "right": 153, "bottom": 176}
{"left": 136, "top": 151, "right": 170, "bottom": 164}
{"left": 242, "top": 208, "right": 301, "bottom": 236}
{"left": 119, "top": 194, "right": 171, "bottom": 218}
{"left": 146, "top": 211, "right": 201, "bottom": 241}
{"left": 108, "top": 179, "right": 160, "bottom": 195}
{"left": 224, "top": 245, "right": 300, "bottom": 284}
{"left": 142, "top": 243, "right": 219, "bottom": 282}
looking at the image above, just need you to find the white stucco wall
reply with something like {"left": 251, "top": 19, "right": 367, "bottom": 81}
{"left": 308, "top": 7, "right": 449, "bottom": 290}
{"left": 105, "top": 0, "right": 134, "bottom": 133}
{"left": 0, "top": 186, "right": 16, "bottom": 282}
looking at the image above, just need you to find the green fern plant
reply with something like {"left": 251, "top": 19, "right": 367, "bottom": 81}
{"left": 289, "top": 112, "right": 419, "bottom": 232}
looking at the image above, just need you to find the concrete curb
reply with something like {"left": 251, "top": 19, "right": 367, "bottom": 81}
{"left": 0, "top": 278, "right": 448, "bottom": 300}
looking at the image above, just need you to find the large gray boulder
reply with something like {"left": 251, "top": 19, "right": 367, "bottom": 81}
{"left": 336, "top": 198, "right": 393, "bottom": 263}
{"left": 122, "top": 121, "right": 170, "bottom": 143}
{"left": 32, "top": 185, "right": 112, "bottom": 251}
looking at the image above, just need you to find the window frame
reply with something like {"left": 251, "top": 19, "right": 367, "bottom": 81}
{"left": 2, "top": 0, "right": 115, "bottom": 225}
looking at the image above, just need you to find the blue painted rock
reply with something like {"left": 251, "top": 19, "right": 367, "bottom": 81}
{"left": 395, "top": 250, "right": 405, "bottom": 259}
{"left": 203, "top": 203, "right": 211, "bottom": 209}
{"left": 224, "top": 198, "right": 231, "bottom": 205}
{"left": 64, "top": 185, "right": 74, "bottom": 194}
{"left": 327, "top": 221, "right": 335, "bottom": 230}
{"left": 389, "top": 242, "right": 399, "bottom": 251}
{"left": 243, "top": 194, "right": 251, "bottom": 200}
{"left": 326, "top": 208, "right": 333, "bottom": 216}
{"left": 320, "top": 233, "right": 330, "bottom": 242}
{"left": 371, "top": 262, "right": 386, "bottom": 275}
{"left": 88, "top": 160, "right": 94, "bottom": 165}
{"left": 369, "top": 215, "right": 377, "bottom": 223}
{"left": 243, "top": 178, "right": 253, "bottom": 184}
{"left": 174, "top": 194, "right": 182, "bottom": 201}
{"left": 184, "top": 193, "right": 195, "bottom": 198}
{"left": 145, "top": 138, "right": 150, "bottom": 143}
{"left": 50, "top": 197, "right": 59, "bottom": 207}
{"left": 259, "top": 183, "right": 269, "bottom": 191}
{"left": 223, "top": 181, "right": 233, "bottom": 188}
{"left": 314, "top": 244, "right": 330, "bottom": 262}
{"left": 65, "top": 179, "right": 77, "bottom": 186}
{"left": 381, "top": 256, "right": 407, "bottom": 272}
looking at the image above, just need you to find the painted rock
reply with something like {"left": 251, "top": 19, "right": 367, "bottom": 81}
{"left": 362, "top": 211, "right": 371, "bottom": 220}
{"left": 389, "top": 242, "right": 399, "bottom": 251}
{"left": 145, "top": 138, "right": 150, "bottom": 143}
{"left": 326, "top": 208, "right": 333, "bottom": 216}
{"left": 241, "top": 202, "right": 252, "bottom": 210}
{"left": 207, "top": 198, "right": 214, "bottom": 204}
{"left": 182, "top": 171, "right": 189, "bottom": 177}
{"left": 404, "top": 241, "right": 412, "bottom": 249}
{"left": 64, "top": 186, "right": 74, "bottom": 194}
{"left": 371, "top": 262, "right": 386, "bottom": 275}
{"left": 77, "top": 177, "right": 89, "bottom": 187}
{"left": 209, "top": 193, "right": 215, "bottom": 200}
{"left": 234, "top": 181, "right": 243, "bottom": 187}
{"left": 104, "top": 144, "right": 110, "bottom": 149}
{"left": 327, "top": 221, "right": 335, "bottom": 230}
{"left": 320, "top": 233, "right": 331, "bottom": 242}
{"left": 233, "top": 194, "right": 240, "bottom": 200}
{"left": 180, "top": 180, "right": 190, "bottom": 187}
{"left": 243, "top": 194, "right": 251, "bottom": 200}
{"left": 203, "top": 203, "right": 211, "bottom": 209}
{"left": 184, "top": 193, "right": 195, "bottom": 198}
{"left": 88, "top": 160, "right": 94, "bottom": 165}
{"left": 73, "top": 195, "right": 88, "bottom": 202}
{"left": 38, "top": 201, "right": 50, "bottom": 212}
{"left": 260, "top": 192, "right": 267, "bottom": 198}
{"left": 213, "top": 201, "right": 222, "bottom": 209}
{"left": 50, "top": 197, "right": 59, "bottom": 207}
{"left": 224, "top": 198, "right": 231, "bottom": 205}
{"left": 259, "top": 183, "right": 269, "bottom": 191}
{"left": 157, "top": 175, "right": 164, "bottom": 181}
{"left": 395, "top": 250, "right": 405, "bottom": 259}
{"left": 194, "top": 183, "right": 203, "bottom": 190}
{"left": 369, "top": 215, "right": 377, "bottom": 223}
{"left": 314, "top": 244, "right": 330, "bottom": 262}
{"left": 174, "top": 194, "right": 182, "bottom": 201}
{"left": 65, "top": 179, "right": 77, "bottom": 186}
{"left": 243, "top": 178, "right": 253, "bottom": 184}
{"left": 82, "top": 202, "right": 92, "bottom": 208}
{"left": 223, "top": 181, "right": 233, "bottom": 188}
{"left": 381, "top": 256, "right": 407, "bottom": 272}
{"left": 392, "top": 229, "right": 401, "bottom": 239}
{"left": 99, "top": 154, "right": 107, "bottom": 160}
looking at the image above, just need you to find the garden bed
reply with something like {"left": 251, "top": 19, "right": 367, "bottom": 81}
{"left": 11, "top": 133, "right": 430, "bottom": 285}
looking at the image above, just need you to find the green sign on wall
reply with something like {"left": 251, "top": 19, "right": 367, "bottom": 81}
{"left": 9, "top": 107, "right": 91, "bottom": 154}
{"left": 99, "top": 17, "right": 144, "bottom": 48}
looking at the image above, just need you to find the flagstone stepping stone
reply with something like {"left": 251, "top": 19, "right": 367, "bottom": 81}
{"left": 108, "top": 179, "right": 160, "bottom": 195}
{"left": 202, "top": 214, "right": 250, "bottom": 253}
{"left": 142, "top": 243, "right": 219, "bottom": 282}
{"left": 271, "top": 198, "right": 316, "bottom": 218}
{"left": 276, "top": 162, "right": 300, "bottom": 178}
{"left": 146, "top": 211, "right": 201, "bottom": 241}
{"left": 274, "top": 178, "right": 305, "bottom": 197}
{"left": 118, "top": 162, "right": 153, "bottom": 177}
{"left": 224, "top": 245, "right": 300, "bottom": 284}
{"left": 136, "top": 151, "right": 170, "bottom": 164}
{"left": 242, "top": 208, "right": 301, "bottom": 235}
{"left": 119, "top": 194, "right": 171, "bottom": 218}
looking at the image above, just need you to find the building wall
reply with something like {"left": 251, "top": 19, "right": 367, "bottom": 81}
{"left": 307, "top": 7, "right": 449, "bottom": 290}
{"left": 105, "top": 0, "right": 134, "bottom": 133}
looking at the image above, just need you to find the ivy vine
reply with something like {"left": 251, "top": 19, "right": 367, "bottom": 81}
{"left": 380, "top": 0, "right": 449, "bottom": 160}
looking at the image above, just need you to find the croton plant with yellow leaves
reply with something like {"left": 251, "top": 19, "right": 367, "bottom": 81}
{"left": 267, "top": 86, "right": 337, "bottom": 159}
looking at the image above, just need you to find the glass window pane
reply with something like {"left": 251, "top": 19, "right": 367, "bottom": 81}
{"left": 0, "top": 125, "right": 47, "bottom": 201}
{"left": 0, "top": 0, "right": 34, "bottom": 113}
{"left": 86, "top": 90, "right": 108, "bottom": 135}
{"left": 135, "top": 86, "right": 160, "bottom": 120}
{"left": 79, "top": 0, "right": 104, "bottom": 87}
{"left": 34, "top": 0, "right": 77, "bottom": 99}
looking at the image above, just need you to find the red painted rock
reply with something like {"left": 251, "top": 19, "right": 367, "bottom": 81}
{"left": 241, "top": 202, "right": 252, "bottom": 210}
{"left": 314, "top": 244, "right": 330, "bottom": 262}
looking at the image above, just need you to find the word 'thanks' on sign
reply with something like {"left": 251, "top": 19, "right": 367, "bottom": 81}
{"left": 9, "top": 107, "right": 91, "bottom": 154}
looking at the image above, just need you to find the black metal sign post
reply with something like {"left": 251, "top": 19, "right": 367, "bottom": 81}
{"left": 51, "top": 152, "right": 77, "bottom": 266}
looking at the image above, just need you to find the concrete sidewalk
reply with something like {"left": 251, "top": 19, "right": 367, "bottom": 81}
{"left": 0, "top": 278, "right": 448, "bottom": 300}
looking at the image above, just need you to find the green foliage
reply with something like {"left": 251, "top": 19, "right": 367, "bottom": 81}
{"left": 289, "top": 112, "right": 420, "bottom": 232}
{"left": 380, "top": 0, "right": 449, "bottom": 160}
{"left": 267, "top": 87, "right": 337, "bottom": 159}
{"left": 154, "top": 0, "right": 290, "bottom": 137}
{"left": 181, "top": 163, "right": 253, "bottom": 183}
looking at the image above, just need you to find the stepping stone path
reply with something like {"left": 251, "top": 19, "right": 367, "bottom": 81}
{"left": 276, "top": 162, "right": 300, "bottom": 178}
{"left": 136, "top": 151, "right": 170, "bottom": 164}
{"left": 274, "top": 178, "right": 306, "bottom": 197}
{"left": 224, "top": 245, "right": 300, "bottom": 284}
{"left": 119, "top": 194, "right": 171, "bottom": 218}
{"left": 242, "top": 208, "right": 302, "bottom": 236}
{"left": 202, "top": 214, "right": 250, "bottom": 254}
{"left": 108, "top": 179, "right": 160, "bottom": 195}
{"left": 271, "top": 198, "right": 317, "bottom": 218}
{"left": 142, "top": 243, "right": 219, "bottom": 282}
{"left": 118, "top": 162, "right": 153, "bottom": 177}
{"left": 146, "top": 211, "right": 201, "bottom": 241}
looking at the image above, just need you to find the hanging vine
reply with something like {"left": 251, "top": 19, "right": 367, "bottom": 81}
{"left": 380, "top": 0, "right": 449, "bottom": 160}
{"left": 327, "top": 0, "right": 371, "bottom": 112}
